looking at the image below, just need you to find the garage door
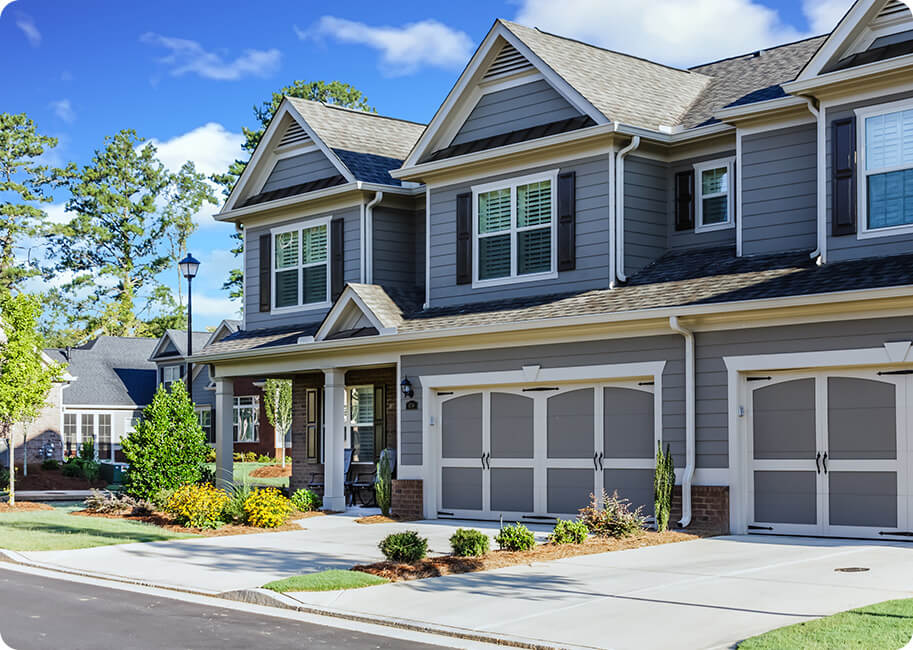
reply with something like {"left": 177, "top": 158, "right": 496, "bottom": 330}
{"left": 748, "top": 370, "right": 910, "bottom": 539}
{"left": 437, "top": 381, "right": 658, "bottom": 521}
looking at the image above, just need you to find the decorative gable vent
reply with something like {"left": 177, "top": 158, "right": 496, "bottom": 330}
{"left": 482, "top": 42, "right": 534, "bottom": 80}
{"left": 277, "top": 121, "right": 311, "bottom": 148}
{"left": 876, "top": 0, "right": 910, "bottom": 20}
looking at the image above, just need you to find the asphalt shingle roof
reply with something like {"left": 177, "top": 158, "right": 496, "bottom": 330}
{"left": 159, "top": 330, "right": 212, "bottom": 359}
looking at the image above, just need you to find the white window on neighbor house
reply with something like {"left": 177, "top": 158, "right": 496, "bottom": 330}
{"left": 233, "top": 396, "right": 259, "bottom": 443}
{"left": 97, "top": 413, "right": 112, "bottom": 462}
{"left": 344, "top": 385, "right": 375, "bottom": 463}
{"left": 162, "top": 365, "right": 182, "bottom": 389}
{"left": 63, "top": 413, "right": 77, "bottom": 457}
{"left": 473, "top": 171, "right": 557, "bottom": 287}
{"left": 272, "top": 218, "right": 330, "bottom": 312}
{"left": 196, "top": 408, "right": 214, "bottom": 444}
{"left": 693, "top": 158, "right": 735, "bottom": 232}
{"left": 857, "top": 99, "right": 913, "bottom": 236}
{"left": 80, "top": 413, "right": 95, "bottom": 454}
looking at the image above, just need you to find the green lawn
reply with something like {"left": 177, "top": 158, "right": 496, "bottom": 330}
{"left": 206, "top": 462, "right": 289, "bottom": 488}
{"left": 0, "top": 504, "right": 197, "bottom": 551}
{"left": 739, "top": 598, "right": 913, "bottom": 649}
{"left": 263, "top": 570, "right": 389, "bottom": 593}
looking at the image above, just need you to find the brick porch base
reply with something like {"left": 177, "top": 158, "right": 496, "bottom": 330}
{"left": 671, "top": 485, "right": 729, "bottom": 533}
{"left": 392, "top": 479, "right": 423, "bottom": 520}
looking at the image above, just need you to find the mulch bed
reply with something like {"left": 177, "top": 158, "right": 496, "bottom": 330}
{"left": 353, "top": 528, "right": 715, "bottom": 582}
{"left": 71, "top": 509, "right": 311, "bottom": 536}
{"left": 13, "top": 467, "right": 107, "bottom": 491}
{"left": 0, "top": 501, "right": 54, "bottom": 513}
{"left": 355, "top": 514, "right": 420, "bottom": 524}
{"left": 250, "top": 465, "right": 292, "bottom": 479}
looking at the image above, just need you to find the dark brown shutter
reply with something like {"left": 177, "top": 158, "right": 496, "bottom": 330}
{"left": 305, "top": 388, "right": 320, "bottom": 462}
{"left": 832, "top": 117, "right": 857, "bottom": 236}
{"left": 259, "top": 234, "right": 271, "bottom": 312}
{"left": 456, "top": 192, "right": 472, "bottom": 285}
{"left": 557, "top": 171, "right": 576, "bottom": 271}
{"left": 373, "top": 384, "right": 386, "bottom": 464}
{"left": 674, "top": 170, "right": 694, "bottom": 231}
{"left": 331, "top": 218, "right": 345, "bottom": 299}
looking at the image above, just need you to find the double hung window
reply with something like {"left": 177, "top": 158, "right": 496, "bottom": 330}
{"left": 693, "top": 158, "right": 734, "bottom": 232}
{"left": 273, "top": 219, "right": 330, "bottom": 310}
{"left": 858, "top": 100, "right": 913, "bottom": 234}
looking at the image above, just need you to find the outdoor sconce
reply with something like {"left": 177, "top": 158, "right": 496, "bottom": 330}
{"left": 400, "top": 376, "right": 414, "bottom": 398}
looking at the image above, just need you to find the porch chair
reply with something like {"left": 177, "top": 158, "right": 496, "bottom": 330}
{"left": 351, "top": 448, "right": 396, "bottom": 507}
{"left": 307, "top": 448, "right": 354, "bottom": 504}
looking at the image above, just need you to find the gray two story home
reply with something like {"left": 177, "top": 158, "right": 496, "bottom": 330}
{"left": 195, "top": 0, "right": 913, "bottom": 539}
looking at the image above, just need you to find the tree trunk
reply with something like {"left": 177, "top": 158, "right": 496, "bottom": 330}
{"left": 7, "top": 433, "right": 14, "bottom": 507}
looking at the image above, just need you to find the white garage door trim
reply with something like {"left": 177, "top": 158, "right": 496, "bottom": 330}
{"left": 420, "top": 361, "right": 666, "bottom": 520}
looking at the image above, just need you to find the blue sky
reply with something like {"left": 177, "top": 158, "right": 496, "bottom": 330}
{"left": 0, "top": 0, "right": 849, "bottom": 329}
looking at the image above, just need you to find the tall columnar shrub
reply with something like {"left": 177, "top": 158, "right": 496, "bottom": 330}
{"left": 121, "top": 381, "right": 208, "bottom": 501}
{"left": 654, "top": 442, "right": 675, "bottom": 532}
{"left": 375, "top": 448, "right": 393, "bottom": 517}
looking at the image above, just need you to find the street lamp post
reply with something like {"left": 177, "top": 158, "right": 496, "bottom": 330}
{"left": 178, "top": 253, "right": 200, "bottom": 402}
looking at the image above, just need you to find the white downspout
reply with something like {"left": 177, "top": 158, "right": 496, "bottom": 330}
{"left": 365, "top": 191, "right": 383, "bottom": 284}
{"left": 615, "top": 136, "right": 641, "bottom": 283}
{"left": 608, "top": 148, "right": 617, "bottom": 289}
{"left": 669, "top": 315, "right": 695, "bottom": 528}
{"left": 806, "top": 97, "right": 824, "bottom": 265}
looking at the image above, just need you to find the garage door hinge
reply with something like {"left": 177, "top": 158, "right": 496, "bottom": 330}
{"left": 877, "top": 369, "right": 913, "bottom": 376}
{"left": 746, "top": 376, "right": 772, "bottom": 382}
{"left": 436, "top": 391, "right": 454, "bottom": 396}
{"left": 437, "top": 511, "right": 455, "bottom": 517}
{"left": 747, "top": 524, "right": 773, "bottom": 531}
{"left": 638, "top": 381, "right": 654, "bottom": 386}
{"left": 522, "top": 386, "right": 559, "bottom": 392}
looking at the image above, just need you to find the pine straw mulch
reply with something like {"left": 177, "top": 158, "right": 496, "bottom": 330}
{"left": 71, "top": 509, "right": 315, "bottom": 536}
{"left": 355, "top": 514, "right": 421, "bottom": 524}
{"left": 13, "top": 467, "right": 107, "bottom": 491}
{"left": 0, "top": 501, "right": 55, "bottom": 513}
{"left": 353, "top": 528, "right": 718, "bottom": 582}
{"left": 250, "top": 465, "right": 292, "bottom": 478}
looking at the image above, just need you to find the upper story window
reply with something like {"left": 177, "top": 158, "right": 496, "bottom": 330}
{"left": 472, "top": 171, "right": 558, "bottom": 287}
{"left": 272, "top": 218, "right": 330, "bottom": 311}
{"left": 162, "top": 365, "right": 181, "bottom": 389}
{"left": 857, "top": 99, "right": 913, "bottom": 236}
{"left": 693, "top": 158, "right": 734, "bottom": 232}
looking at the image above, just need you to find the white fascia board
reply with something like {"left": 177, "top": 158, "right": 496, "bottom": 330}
{"left": 313, "top": 287, "right": 397, "bottom": 341}
{"left": 188, "top": 283, "right": 913, "bottom": 364}
{"left": 713, "top": 95, "right": 809, "bottom": 122}
{"left": 793, "top": 0, "right": 879, "bottom": 83}
{"left": 784, "top": 53, "right": 913, "bottom": 94}
{"left": 147, "top": 331, "right": 178, "bottom": 362}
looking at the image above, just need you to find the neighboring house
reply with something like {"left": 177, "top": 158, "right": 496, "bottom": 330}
{"left": 193, "top": 0, "right": 913, "bottom": 540}
{"left": 150, "top": 322, "right": 283, "bottom": 458}
{"left": 44, "top": 336, "right": 158, "bottom": 462}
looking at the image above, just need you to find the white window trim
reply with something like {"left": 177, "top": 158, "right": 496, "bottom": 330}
{"left": 233, "top": 395, "right": 260, "bottom": 443}
{"left": 693, "top": 157, "right": 735, "bottom": 233}
{"left": 471, "top": 169, "right": 559, "bottom": 289}
{"left": 270, "top": 215, "right": 333, "bottom": 315}
{"left": 195, "top": 406, "right": 214, "bottom": 444}
{"left": 162, "top": 364, "right": 182, "bottom": 388}
{"left": 855, "top": 97, "right": 913, "bottom": 240}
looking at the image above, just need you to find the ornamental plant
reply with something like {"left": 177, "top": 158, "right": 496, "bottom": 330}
{"left": 121, "top": 381, "right": 208, "bottom": 501}
{"left": 290, "top": 488, "right": 322, "bottom": 512}
{"left": 654, "top": 442, "right": 675, "bottom": 532}
{"left": 548, "top": 519, "right": 589, "bottom": 545}
{"left": 450, "top": 528, "right": 490, "bottom": 557}
{"left": 243, "top": 487, "right": 293, "bottom": 528}
{"left": 375, "top": 448, "right": 393, "bottom": 517}
{"left": 579, "top": 490, "right": 646, "bottom": 539}
{"left": 494, "top": 523, "right": 536, "bottom": 551}
{"left": 166, "top": 483, "right": 229, "bottom": 529}
{"left": 379, "top": 530, "right": 428, "bottom": 562}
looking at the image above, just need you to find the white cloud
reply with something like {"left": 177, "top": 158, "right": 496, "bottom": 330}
{"left": 513, "top": 0, "right": 851, "bottom": 68}
{"left": 43, "top": 202, "right": 70, "bottom": 225}
{"left": 14, "top": 12, "right": 40, "bottom": 47}
{"left": 305, "top": 17, "right": 474, "bottom": 76}
{"left": 49, "top": 99, "right": 75, "bottom": 123}
{"left": 140, "top": 32, "right": 280, "bottom": 81}
{"left": 192, "top": 292, "right": 241, "bottom": 320}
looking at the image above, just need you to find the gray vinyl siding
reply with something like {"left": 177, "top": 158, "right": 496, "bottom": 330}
{"left": 428, "top": 155, "right": 610, "bottom": 307}
{"left": 450, "top": 80, "right": 581, "bottom": 146}
{"left": 624, "top": 156, "right": 668, "bottom": 274}
{"left": 400, "top": 335, "right": 685, "bottom": 467}
{"left": 373, "top": 206, "right": 422, "bottom": 291}
{"left": 668, "top": 150, "right": 737, "bottom": 250}
{"left": 261, "top": 150, "right": 339, "bottom": 193}
{"left": 244, "top": 206, "right": 361, "bottom": 330}
{"left": 191, "top": 365, "right": 214, "bottom": 408}
{"left": 741, "top": 124, "right": 818, "bottom": 256}
{"left": 826, "top": 89, "right": 913, "bottom": 262}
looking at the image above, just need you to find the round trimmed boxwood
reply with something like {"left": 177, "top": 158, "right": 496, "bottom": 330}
{"left": 494, "top": 522, "right": 536, "bottom": 551}
{"left": 379, "top": 530, "right": 428, "bottom": 562}
{"left": 449, "top": 528, "right": 490, "bottom": 557}
{"left": 548, "top": 519, "right": 589, "bottom": 545}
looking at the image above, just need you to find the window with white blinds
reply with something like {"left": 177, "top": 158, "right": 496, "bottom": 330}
{"left": 693, "top": 158, "right": 734, "bottom": 232}
{"left": 272, "top": 218, "right": 330, "bottom": 309}
{"left": 862, "top": 103, "right": 913, "bottom": 231}
{"left": 473, "top": 171, "right": 557, "bottom": 286}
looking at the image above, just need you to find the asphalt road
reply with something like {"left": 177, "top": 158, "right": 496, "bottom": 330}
{"left": 0, "top": 568, "right": 443, "bottom": 650}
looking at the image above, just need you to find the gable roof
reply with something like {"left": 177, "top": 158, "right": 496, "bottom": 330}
{"left": 50, "top": 336, "right": 159, "bottom": 407}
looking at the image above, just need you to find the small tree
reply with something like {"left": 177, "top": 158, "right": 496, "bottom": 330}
{"left": 376, "top": 448, "right": 393, "bottom": 517}
{"left": 0, "top": 292, "right": 64, "bottom": 505}
{"left": 263, "top": 379, "right": 292, "bottom": 467}
{"left": 122, "top": 380, "right": 208, "bottom": 501}
{"left": 653, "top": 442, "right": 675, "bottom": 532}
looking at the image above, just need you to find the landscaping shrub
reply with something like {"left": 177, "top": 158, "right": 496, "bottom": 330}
{"left": 548, "top": 519, "right": 589, "bottom": 545}
{"left": 61, "top": 456, "right": 99, "bottom": 481}
{"left": 495, "top": 523, "right": 536, "bottom": 551}
{"left": 121, "top": 381, "right": 209, "bottom": 501}
{"left": 222, "top": 481, "right": 253, "bottom": 524}
{"left": 232, "top": 452, "right": 243, "bottom": 462}
{"left": 578, "top": 490, "right": 646, "bottom": 539}
{"left": 166, "top": 483, "right": 229, "bottom": 528}
{"left": 654, "top": 442, "right": 675, "bottom": 532}
{"left": 79, "top": 438, "right": 95, "bottom": 461}
{"left": 375, "top": 448, "right": 393, "bottom": 517}
{"left": 84, "top": 489, "right": 150, "bottom": 515}
{"left": 0, "top": 467, "right": 9, "bottom": 490}
{"left": 257, "top": 454, "right": 272, "bottom": 463}
{"left": 244, "top": 451, "right": 257, "bottom": 462}
{"left": 290, "top": 488, "right": 322, "bottom": 512}
{"left": 205, "top": 448, "right": 216, "bottom": 463}
{"left": 379, "top": 530, "right": 428, "bottom": 562}
{"left": 81, "top": 460, "right": 100, "bottom": 482}
{"left": 243, "top": 487, "right": 293, "bottom": 528}
{"left": 449, "top": 528, "right": 490, "bottom": 557}
{"left": 41, "top": 459, "right": 60, "bottom": 471}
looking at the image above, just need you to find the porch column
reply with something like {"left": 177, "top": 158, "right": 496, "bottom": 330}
{"left": 322, "top": 368, "right": 346, "bottom": 511}
{"left": 214, "top": 377, "right": 234, "bottom": 491}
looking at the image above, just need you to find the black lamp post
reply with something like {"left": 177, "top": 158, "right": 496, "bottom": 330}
{"left": 179, "top": 253, "right": 200, "bottom": 401}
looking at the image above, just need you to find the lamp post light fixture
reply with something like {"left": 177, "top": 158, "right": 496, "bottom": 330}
{"left": 179, "top": 253, "right": 200, "bottom": 402}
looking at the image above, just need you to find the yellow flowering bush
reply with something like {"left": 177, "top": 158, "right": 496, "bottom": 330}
{"left": 243, "top": 487, "right": 293, "bottom": 528}
{"left": 165, "top": 483, "right": 229, "bottom": 529}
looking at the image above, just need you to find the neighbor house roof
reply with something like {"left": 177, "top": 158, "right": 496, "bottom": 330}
{"left": 151, "top": 329, "right": 211, "bottom": 361}
{"left": 48, "top": 336, "right": 159, "bottom": 407}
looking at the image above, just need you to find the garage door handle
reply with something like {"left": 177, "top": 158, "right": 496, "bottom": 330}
{"left": 598, "top": 452, "right": 604, "bottom": 471}
{"left": 822, "top": 452, "right": 828, "bottom": 474}
{"left": 593, "top": 453, "right": 598, "bottom": 471}
{"left": 481, "top": 453, "right": 486, "bottom": 469}
{"left": 815, "top": 452, "right": 821, "bottom": 474}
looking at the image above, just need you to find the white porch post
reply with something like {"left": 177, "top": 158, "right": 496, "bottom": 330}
{"left": 214, "top": 377, "right": 234, "bottom": 491}
{"left": 322, "top": 368, "right": 346, "bottom": 511}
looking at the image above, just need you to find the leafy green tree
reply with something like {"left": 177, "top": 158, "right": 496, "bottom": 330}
{"left": 214, "top": 80, "right": 373, "bottom": 300}
{"left": 121, "top": 380, "right": 208, "bottom": 501}
{"left": 263, "top": 379, "right": 292, "bottom": 467}
{"left": 0, "top": 291, "right": 64, "bottom": 505}
{"left": 0, "top": 113, "right": 61, "bottom": 291}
